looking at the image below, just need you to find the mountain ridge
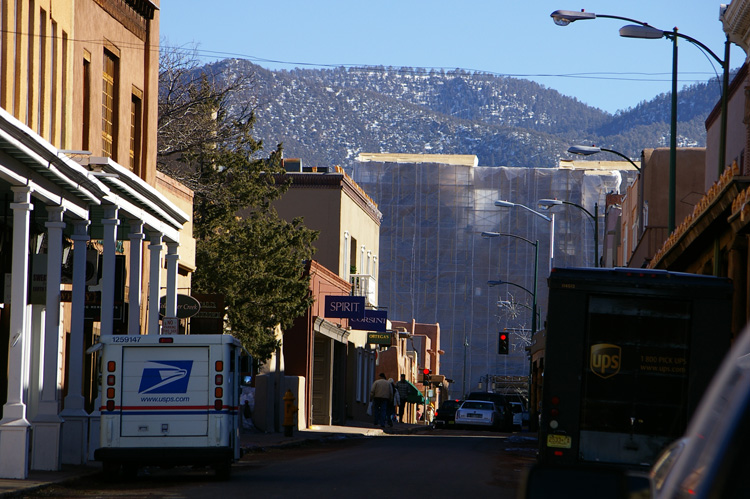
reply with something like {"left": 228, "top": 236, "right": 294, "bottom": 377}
{"left": 208, "top": 59, "right": 722, "bottom": 170}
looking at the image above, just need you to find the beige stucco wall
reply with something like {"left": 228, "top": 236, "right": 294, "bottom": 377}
{"left": 339, "top": 188, "right": 380, "bottom": 279}
{"left": 72, "top": 0, "right": 159, "bottom": 183}
{"left": 272, "top": 173, "right": 381, "bottom": 305}
{"left": 619, "top": 148, "right": 706, "bottom": 266}
{"left": 1, "top": 0, "right": 75, "bottom": 148}
{"left": 156, "top": 171, "right": 195, "bottom": 292}
{"left": 274, "top": 186, "right": 342, "bottom": 273}
{"left": 706, "top": 67, "right": 748, "bottom": 183}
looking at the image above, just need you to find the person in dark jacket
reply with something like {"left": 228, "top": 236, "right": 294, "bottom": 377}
{"left": 395, "top": 374, "right": 411, "bottom": 422}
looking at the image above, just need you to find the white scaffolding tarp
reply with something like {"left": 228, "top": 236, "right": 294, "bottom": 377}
{"left": 354, "top": 156, "right": 635, "bottom": 397}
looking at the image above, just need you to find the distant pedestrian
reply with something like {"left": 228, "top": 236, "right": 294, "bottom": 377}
{"left": 395, "top": 374, "right": 410, "bottom": 422}
{"left": 388, "top": 378, "right": 399, "bottom": 426}
{"left": 370, "top": 373, "right": 393, "bottom": 427}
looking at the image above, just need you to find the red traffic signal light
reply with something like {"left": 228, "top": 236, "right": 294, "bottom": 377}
{"left": 422, "top": 368, "right": 431, "bottom": 385}
{"left": 423, "top": 368, "right": 430, "bottom": 375}
{"left": 498, "top": 332, "right": 509, "bottom": 355}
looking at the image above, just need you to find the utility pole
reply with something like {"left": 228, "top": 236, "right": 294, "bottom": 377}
{"left": 462, "top": 335, "right": 469, "bottom": 398}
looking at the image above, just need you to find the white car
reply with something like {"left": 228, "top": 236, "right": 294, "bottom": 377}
{"left": 454, "top": 400, "right": 502, "bottom": 430}
{"left": 509, "top": 402, "right": 523, "bottom": 430}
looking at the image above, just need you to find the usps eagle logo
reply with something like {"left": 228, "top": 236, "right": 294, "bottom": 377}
{"left": 138, "top": 360, "right": 193, "bottom": 394}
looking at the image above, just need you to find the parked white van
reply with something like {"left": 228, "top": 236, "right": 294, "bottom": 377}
{"left": 93, "top": 334, "right": 244, "bottom": 479}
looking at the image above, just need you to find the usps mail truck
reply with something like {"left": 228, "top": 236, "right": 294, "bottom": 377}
{"left": 93, "top": 334, "right": 243, "bottom": 478}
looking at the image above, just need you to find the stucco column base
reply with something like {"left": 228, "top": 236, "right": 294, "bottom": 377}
{"left": 0, "top": 420, "right": 30, "bottom": 478}
{"left": 87, "top": 410, "right": 100, "bottom": 462}
{"left": 60, "top": 412, "right": 89, "bottom": 465}
{"left": 31, "top": 418, "right": 63, "bottom": 470}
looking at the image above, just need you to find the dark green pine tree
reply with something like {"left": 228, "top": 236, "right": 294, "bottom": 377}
{"left": 189, "top": 123, "right": 318, "bottom": 362}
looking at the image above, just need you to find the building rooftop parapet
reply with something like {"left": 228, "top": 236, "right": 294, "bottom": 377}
{"left": 357, "top": 152, "right": 478, "bottom": 167}
{"left": 558, "top": 159, "right": 640, "bottom": 171}
{"left": 334, "top": 165, "right": 380, "bottom": 215}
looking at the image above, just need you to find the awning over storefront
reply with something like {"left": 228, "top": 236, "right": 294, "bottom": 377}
{"left": 405, "top": 380, "right": 426, "bottom": 404}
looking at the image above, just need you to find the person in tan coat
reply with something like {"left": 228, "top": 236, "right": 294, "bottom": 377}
{"left": 370, "top": 373, "right": 393, "bottom": 427}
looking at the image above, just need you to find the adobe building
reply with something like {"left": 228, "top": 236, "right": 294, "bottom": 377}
{"left": 0, "top": 0, "right": 195, "bottom": 477}
{"left": 620, "top": 148, "right": 707, "bottom": 268}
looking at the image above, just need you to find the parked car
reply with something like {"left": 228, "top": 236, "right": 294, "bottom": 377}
{"left": 505, "top": 393, "right": 530, "bottom": 426}
{"left": 434, "top": 399, "right": 462, "bottom": 428}
{"left": 455, "top": 400, "right": 504, "bottom": 430}
{"left": 509, "top": 402, "right": 524, "bottom": 430}
{"left": 520, "top": 322, "right": 750, "bottom": 498}
{"left": 465, "top": 391, "right": 513, "bottom": 431}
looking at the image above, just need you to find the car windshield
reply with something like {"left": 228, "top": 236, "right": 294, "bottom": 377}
{"left": 461, "top": 401, "right": 493, "bottom": 410}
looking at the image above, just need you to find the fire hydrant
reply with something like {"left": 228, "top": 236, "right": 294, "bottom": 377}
{"left": 283, "top": 389, "right": 297, "bottom": 437}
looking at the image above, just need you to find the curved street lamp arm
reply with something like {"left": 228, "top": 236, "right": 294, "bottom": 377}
{"left": 484, "top": 232, "right": 537, "bottom": 247}
{"left": 599, "top": 147, "right": 641, "bottom": 171}
{"left": 515, "top": 203, "right": 552, "bottom": 222}
{"left": 594, "top": 13, "right": 653, "bottom": 26}
{"left": 488, "top": 280, "right": 533, "bottom": 296}
{"left": 672, "top": 32, "right": 725, "bottom": 67}
{"left": 559, "top": 200, "right": 595, "bottom": 221}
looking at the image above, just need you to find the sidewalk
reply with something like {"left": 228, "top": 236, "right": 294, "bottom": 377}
{"left": 241, "top": 420, "right": 433, "bottom": 451}
{"left": 0, "top": 421, "right": 433, "bottom": 497}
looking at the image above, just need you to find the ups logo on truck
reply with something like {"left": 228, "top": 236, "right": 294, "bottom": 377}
{"left": 590, "top": 343, "right": 621, "bottom": 379}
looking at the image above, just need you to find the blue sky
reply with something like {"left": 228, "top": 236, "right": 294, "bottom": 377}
{"left": 160, "top": 1, "right": 746, "bottom": 114}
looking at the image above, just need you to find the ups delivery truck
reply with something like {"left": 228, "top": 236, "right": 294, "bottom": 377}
{"left": 539, "top": 268, "right": 733, "bottom": 468}
{"left": 93, "top": 334, "right": 243, "bottom": 478}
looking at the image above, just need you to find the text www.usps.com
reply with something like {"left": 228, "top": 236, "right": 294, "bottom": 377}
{"left": 140, "top": 396, "right": 190, "bottom": 403}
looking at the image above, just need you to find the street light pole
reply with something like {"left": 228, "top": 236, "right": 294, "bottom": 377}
{"left": 486, "top": 201, "right": 549, "bottom": 423}
{"left": 483, "top": 233, "right": 539, "bottom": 344}
{"left": 670, "top": 27, "right": 679, "bottom": 234}
{"left": 538, "top": 199, "right": 599, "bottom": 267}
{"left": 552, "top": 9, "right": 730, "bottom": 235}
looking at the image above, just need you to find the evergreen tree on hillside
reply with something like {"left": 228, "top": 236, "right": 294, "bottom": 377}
{"left": 157, "top": 45, "right": 318, "bottom": 361}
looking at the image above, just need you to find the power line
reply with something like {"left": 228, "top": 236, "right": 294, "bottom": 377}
{"left": 0, "top": 26, "right": 725, "bottom": 86}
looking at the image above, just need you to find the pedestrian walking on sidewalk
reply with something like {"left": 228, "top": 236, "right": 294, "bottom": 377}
{"left": 388, "top": 378, "right": 399, "bottom": 426}
{"left": 370, "top": 373, "right": 392, "bottom": 427}
{"left": 395, "top": 374, "right": 410, "bottom": 422}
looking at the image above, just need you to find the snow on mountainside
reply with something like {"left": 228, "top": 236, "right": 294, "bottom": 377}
{"left": 203, "top": 58, "right": 722, "bottom": 171}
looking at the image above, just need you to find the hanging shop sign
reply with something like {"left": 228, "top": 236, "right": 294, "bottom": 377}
{"left": 367, "top": 332, "right": 392, "bottom": 345}
{"left": 159, "top": 294, "right": 201, "bottom": 319}
{"left": 350, "top": 309, "right": 388, "bottom": 332}
{"left": 324, "top": 295, "right": 366, "bottom": 318}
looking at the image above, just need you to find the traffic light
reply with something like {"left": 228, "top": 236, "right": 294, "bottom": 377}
{"left": 498, "top": 332, "right": 509, "bottom": 355}
{"left": 422, "top": 368, "right": 431, "bottom": 385}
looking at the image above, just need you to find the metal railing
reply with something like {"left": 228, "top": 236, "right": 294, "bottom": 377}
{"left": 350, "top": 274, "right": 376, "bottom": 306}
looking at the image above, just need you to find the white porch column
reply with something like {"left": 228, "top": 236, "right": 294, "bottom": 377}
{"left": 128, "top": 220, "right": 145, "bottom": 335}
{"left": 147, "top": 232, "right": 163, "bottom": 334}
{"left": 0, "top": 186, "right": 33, "bottom": 479}
{"left": 61, "top": 220, "right": 90, "bottom": 465}
{"left": 31, "top": 206, "right": 66, "bottom": 471}
{"left": 164, "top": 242, "right": 179, "bottom": 319}
{"left": 99, "top": 206, "right": 119, "bottom": 336}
